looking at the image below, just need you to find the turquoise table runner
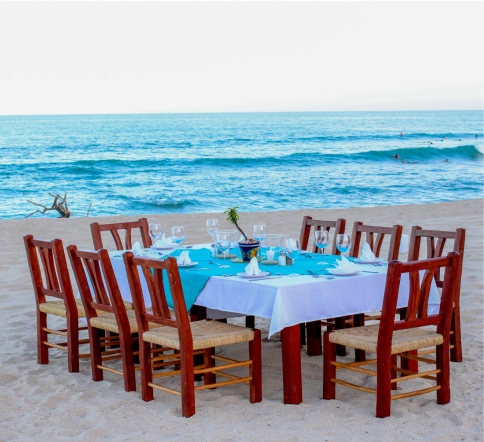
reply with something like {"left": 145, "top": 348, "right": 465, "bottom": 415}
{"left": 165, "top": 248, "right": 355, "bottom": 310}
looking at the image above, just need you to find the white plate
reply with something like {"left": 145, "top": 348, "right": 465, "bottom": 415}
{"left": 354, "top": 257, "right": 384, "bottom": 264}
{"left": 236, "top": 271, "right": 270, "bottom": 279}
{"left": 153, "top": 245, "right": 176, "bottom": 250}
{"left": 178, "top": 262, "right": 198, "bottom": 268}
{"left": 328, "top": 269, "right": 361, "bottom": 276}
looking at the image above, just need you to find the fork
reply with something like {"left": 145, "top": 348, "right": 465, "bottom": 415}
{"left": 306, "top": 270, "right": 320, "bottom": 278}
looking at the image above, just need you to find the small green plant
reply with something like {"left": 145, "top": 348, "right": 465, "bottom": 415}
{"left": 224, "top": 206, "right": 253, "bottom": 243}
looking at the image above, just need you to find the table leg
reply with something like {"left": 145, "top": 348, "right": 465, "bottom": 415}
{"left": 281, "top": 324, "right": 302, "bottom": 405}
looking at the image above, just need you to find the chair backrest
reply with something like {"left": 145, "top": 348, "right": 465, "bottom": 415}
{"left": 123, "top": 253, "right": 192, "bottom": 350}
{"left": 407, "top": 226, "right": 465, "bottom": 289}
{"left": 67, "top": 245, "right": 129, "bottom": 323}
{"left": 378, "top": 252, "right": 461, "bottom": 352}
{"left": 349, "top": 222, "right": 403, "bottom": 261}
{"left": 299, "top": 216, "right": 346, "bottom": 255}
{"left": 90, "top": 218, "right": 152, "bottom": 251}
{"left": 24, "top": 234, "right": 77, "bottom": 314}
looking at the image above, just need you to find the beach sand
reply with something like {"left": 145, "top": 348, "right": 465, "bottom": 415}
{"left": 1, "top": 199, "right": 482, "bottom": 441}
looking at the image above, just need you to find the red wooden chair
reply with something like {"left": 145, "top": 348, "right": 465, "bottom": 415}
{"left": 323, "top": 252, "right": 461, "bottom": 418}
{"left": 407, "top": 226, "right": 465, "bottom": 362}
{"left": 299, "top": 217, "right": 346, "bottom": 356}
{"left": 123, "top": 253, "right": 262, "bottom": 418}
{"left": 90, "top": 218, "right": 152, "bottom": 250}
{"left": 67, "top": 245, "right": 156, "bottom": 392}
{"left": 24, "top": 235, "right": 89, "bottom": 373}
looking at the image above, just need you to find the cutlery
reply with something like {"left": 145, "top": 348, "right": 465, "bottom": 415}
{"left": 306, "top": 270, "right": 320, "bottom": 278}
{"left": 361, "top": 270, "right": 379, "bottom": 273}
{"left": 221, "top": 274, "right": 235, "bottom": 277}
{"left": 302, "top": 253, "right": 313, "bottom": 258}
{"left": 208, "top": 260, "right": 224, "bottom": 267}
{"left": 249, "top": 276, "right": 283, "bottom": 281}
{"left": 184, "top": 268, "right": 209, "bottom": 272}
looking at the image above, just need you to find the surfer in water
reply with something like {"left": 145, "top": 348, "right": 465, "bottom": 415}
{"left": 393, "top": 154, "right": 400, "bottom": 159}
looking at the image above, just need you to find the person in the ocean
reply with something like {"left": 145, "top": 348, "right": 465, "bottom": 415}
{"left": 400, "top": 132, "right": 404, "bottom": 136}
{"left": 444, "top": 159, "right": 449, "bottom": 162}
{"left": 393, "top": 154, "right": 400, "bottom": 159}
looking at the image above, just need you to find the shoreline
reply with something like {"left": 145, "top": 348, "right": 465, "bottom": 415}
{"left": 1, "top": 199, "right": 482, "bottom": 440}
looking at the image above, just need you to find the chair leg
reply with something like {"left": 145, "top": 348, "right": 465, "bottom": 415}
{"left": 450, "top": 305, "right": 462, "bottom": 362}
{"left": 353, "top": 314, "right": 366, "bottom": 362}
{"left": 436, "top": 343, "right": 451, "bottom": 405}
{"left": 391, "top": 354, "right": 398, "bottom": 391}
{"left": 249, "top": 329, "right": 262, "bottom": 403}
{"left": 203, "top": 348, "right": 215, "bottom": 386}
{"left": 334, "top": 317, "right": 347, "bottom": 356}
{"left": 119, "top": 332, "right": 136, "bottom": 392}
{"left": 66, "top": 314, "right": 79, "bottom": 373}
{"left": 245, "top": 315, "right": 255, "bottom": 329}
{"left": 37, "top": 310, "right": 49, "bottom": 365}
{"left": 376, "top": 352, "right": 392, "bottom": 418}
{"left": 299, "top": 323, "right": 306, "bottom": 346}
{"left": 90, "top": 327, "right": 104, "bottom": 382}
{"left": 323, "top": 332, "right": 336, "bottom": 400}
{"left": 306, "top": 321, "right": 322, "bottom": 356}
{"left": 180, "top": 349, "right": 196, "bottom": 418}
{"left": 140, "top": 341, "right": 154, "bottom": 402}
{"left": 402, "top": 350, "right": 419, "bottom": 373}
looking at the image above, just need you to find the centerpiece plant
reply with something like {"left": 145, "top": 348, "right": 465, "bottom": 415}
{"left": 224, "top": 206, "right": 259, "bottom": 261}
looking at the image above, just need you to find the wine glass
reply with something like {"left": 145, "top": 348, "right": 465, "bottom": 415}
{"left": 286, "top": 238, "right": 301, "bottom": 276}
{"left": 206, "top": 219, "right": 219, "bottom": 244}
{"left": 219, "top": 230, "right": 238, "bottom": 255}
{"left": 216, "top": 232, "right": 231, "bottom": 267}
{"left": 336, "top": 234, "right": 351, "bottom": 258}
{"left": 253, "top": 225, "right": 267, "bottom": 243}
{"left": 171, "top": 226, "right": 185, "bottom": 255}
{"left": 314, "top": 230, "right": 329, "bottom": 263}
{"left": 149, "top": 223, "right": 163, "bottom": 252}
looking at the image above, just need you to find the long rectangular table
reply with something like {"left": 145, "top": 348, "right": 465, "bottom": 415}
{"left": 110, "top": 247, "right": 440, "bottom": 405}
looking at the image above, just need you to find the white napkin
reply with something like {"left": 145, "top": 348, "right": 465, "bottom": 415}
{"left": 177, "top": 251, "right": 192, "bottom": 266}
{"left": 334, "top": 256, "right": 360, "bottom": 273}
{"left": 132, "top": 241, "right": 143, "bottom": 257}
{"left": 155, "top": 234, "right": 173, "bottom": 247}
{"left": 286, "top": 238, "right": 296, "bottom": 251}
{"left": 245, "top": 257, "right": 262, "bottom": 276}
{"left": 359, "top": 242, "right": 376, "bottom": 261}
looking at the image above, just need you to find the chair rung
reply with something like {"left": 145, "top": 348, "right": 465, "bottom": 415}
{"left": 43, "top": 341, "right": 68, "bottom": 351}
{"left": 195, "top": 376, "right": 252, "bottom": 391}
{"left": 212, "top": 370, "right": 250, "bottom": 383}
{"left": 394, "top": 367, "right": 438, "bottom": 382}
{"left": 331, "top": 361, "right": 376, "bottom": 376}
{"left": 332, "top": 378, "right": 377, "bottom": 394}
{"left": 194, "top": 360, "right": 252, "bottom": 375}
{"left": 212, "top": 355, "right": 239, "bottom": 364}
{"left": 101, "top": 353, "right": 123, "bottom": 362}
{"left": 148, "top": 382, "right": 182, "bottom": 396}
{"left": 43, "top": 328, "right": 67, "bottom": 337}
{"left": 97, "top": 365, "right": 123, "bottom": 376}
{"left": 400, "top": 353, "right": 436, "bottom": 364}
{"left": 391, "top": 385, "right": 440, "bottom": 400}
{"left": 391, "top": 368, "right": 440, "bottom": 383}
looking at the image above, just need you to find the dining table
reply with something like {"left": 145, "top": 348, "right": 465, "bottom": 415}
{"left": 109, "top": 245, "right": 441, "bottom": 405}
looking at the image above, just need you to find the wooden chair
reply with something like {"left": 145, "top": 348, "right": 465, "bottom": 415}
{"left": 24, "top": 235, "right": 89, "bottom": 373}
{"left": 299, "top": 217, "right": 346, "bottom": 356}
{"left": 67, "top": 245, "right": 154, "bottom": 392}
{"left": 123, "top": 253, "right": 262, "bottom": 417}
{"left": 407, "top": 226, "right": 465, "bottom": 363}
{"left": 90, "top": 218, "right": 152, "bottom": 251}
{"left": 323, "top": 252, "right": 461, "bottom": 418}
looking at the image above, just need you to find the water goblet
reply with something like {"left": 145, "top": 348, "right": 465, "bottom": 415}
{"left": 336, "top": 233, "right": 351, "bottom": 258}
{"left": 171, "top": 226, "right": 185, "bottom": 256}
{"left": 314, "top": 230, "right": 329, "bottom": 263}
{"left": 206, "top": 219, "right": 219, "bottom": 244}
{"left": 253, "top": 224, "right": 267, "bottom": 243}
{"left": 216, "top": 232, "right": 231, "bottom": 268}
{"left": 149, "top": 223, "right": 163, "bottom": 252}
{"left": 286, "top": 238, "right": 301, "bottom": 276}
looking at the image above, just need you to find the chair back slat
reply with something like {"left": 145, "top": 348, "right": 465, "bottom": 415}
{"left": 350, "top": 222, "right": 402, "bottom": 261}
{"left": 83, "top": 258, "right": 111, "bottom": 306}
{"left": 90, "top": 218, "right": 152, "bottom": 251}
{"left": 299, "top": 216, "right": 346, "bottom": 255}
{"left": 123, "top": 253, "right": 191, "bottom": 346}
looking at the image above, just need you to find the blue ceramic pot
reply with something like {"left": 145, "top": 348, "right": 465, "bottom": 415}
{"left": 238, "top": 241, "right": 260, "bottom": 262}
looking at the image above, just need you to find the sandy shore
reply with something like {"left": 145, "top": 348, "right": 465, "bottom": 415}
{"left": 1, "top": 199, "right": 482, "bottom": 441}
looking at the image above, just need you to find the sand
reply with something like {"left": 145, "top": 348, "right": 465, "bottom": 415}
{"left": 0, "top": 199, "right": 482, "bottom": 441}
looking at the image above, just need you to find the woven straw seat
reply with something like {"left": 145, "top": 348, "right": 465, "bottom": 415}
{"left": 329, "top": 323, "right": 443, "bottom": 354}
{"left": 39, "top": 298, "right": 133, "bottom": 318}
{"left": 143, "top": 320, "right": 255, "bottom": 351}
{"left": 90, "top": 309, "right": 164, "bottom": 334}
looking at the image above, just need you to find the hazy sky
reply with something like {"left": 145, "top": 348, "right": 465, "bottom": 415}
{"left": 0, "top": 2, "right": 482, "bottom": 115}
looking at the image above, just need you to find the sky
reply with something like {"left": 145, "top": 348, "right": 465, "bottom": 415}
{"left": 0, "top": 2, "right": 482, "bottom": 115}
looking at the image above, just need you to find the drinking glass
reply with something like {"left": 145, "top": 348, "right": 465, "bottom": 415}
{"left": 263, "top": 234, "right": 283, "bottom": 261}
{"left": 336, "top": 234, "right": 351, "bottom": 257}
{"left": 206, "top": 219, "right": 219, "bottom": 244}
{"left": 171, "top": 226, "right": 185, "bottom": 255}
{"left": 149, "top": 223, "right": 163, "bottom": 251}
{"left": 286, "top": 238, "right": 301, "bottom": 276}
{"left": 216, "top": 232, "right": 231, "bottom": 265}
{"left": 219, "top": 230, "right": 238, "bottom": 255}
{"left": 253, "top": 224, "right": 267, "bottom": 243}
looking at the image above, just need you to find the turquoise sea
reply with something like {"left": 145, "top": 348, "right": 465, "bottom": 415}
{"left": 0, "top": 110, "right": 482, "bottom": 219}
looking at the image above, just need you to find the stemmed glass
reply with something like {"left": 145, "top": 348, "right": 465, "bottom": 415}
{"left": 336, "top": 234, "right": 351, "bottom": 258}
{"left": 171, "top": 226, "right": 185, "bottom": 256}
{"left": 314, "top": 230, "right": 329, "bottom": 264}
{"left": 253, "top": 225, "right": 267, "bottom": 243}
{"left": 206, "top": 219, "right": 219, "bottom": 245}
{"left": 149, "top": 223, "right": 163, "bottom": 253}
{"left": 216, "top": 232, "right": 231, "bottom": 268}
{"left": 286, "top": 238, "right": 301, "bottom": 276}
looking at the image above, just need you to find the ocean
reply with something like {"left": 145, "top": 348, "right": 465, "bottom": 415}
{"left": 0, "top": 110, "right": 482, "bottom": 219}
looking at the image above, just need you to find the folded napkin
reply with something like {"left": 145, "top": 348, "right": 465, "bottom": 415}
{"left": 177, "top": 251, "right": 192, "bottom": 266}
{"left": 334, "top": 256, "right": 360, "bottom": 273}
{"left": 359, "top": 242, "right": 376, "bottom": 261}
{"left": 155, "top": 234, "right": 173, "bottom": 247}
{"left": 286, "top": 238, "right": 298, "bottom": 251}
{"left": 132, "top": 241, "right": 143, "bottom": 257}
{"left": 245, "top": 257, "right": 262, "bottom": 276}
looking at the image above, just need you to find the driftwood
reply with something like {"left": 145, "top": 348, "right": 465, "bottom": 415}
{"left": 26, "top": 193, "right": 71, "bottom": 218}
